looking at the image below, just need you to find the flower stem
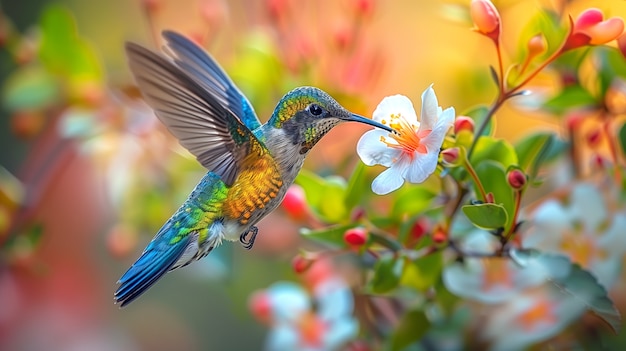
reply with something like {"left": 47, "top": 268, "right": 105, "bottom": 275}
{"left": 469, "top": 24, "right": 574, "bottom": 159}
{"left": 463, "top": 156, "right": 488, "bottom": 202}
{"left": 503, "top": 189, "right": 523, "bottom": 241}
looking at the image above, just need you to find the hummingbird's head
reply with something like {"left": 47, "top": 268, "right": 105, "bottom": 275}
{"left": 269, "top": 87, "right": 393, "bottom": 154}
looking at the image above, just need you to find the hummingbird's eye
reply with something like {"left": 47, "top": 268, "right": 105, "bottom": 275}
{"left": 308, "top": 104, "right": 324, "bottom": 116}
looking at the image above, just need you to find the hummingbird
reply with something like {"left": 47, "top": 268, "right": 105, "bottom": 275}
{"left": 114, "top": 31, "right": 393, "bottom": 307}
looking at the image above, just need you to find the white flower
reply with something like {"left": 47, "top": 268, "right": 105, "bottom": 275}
{"left": 443, "top": 231, "right": 549, "bottom": 304}
{"left": 357, "top": 85, "right": 455, "bottom": 195}
{"left": 523, "top": 182, "right": 626, "bottom": 289}
{"left": 255, "top": 279, "right": 358, "bottom": 351}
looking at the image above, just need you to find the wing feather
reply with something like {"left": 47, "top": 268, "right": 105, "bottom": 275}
{"left": 125, "top": 41, "right": 265, "bottom": 186}
{"left": 162, "top": 30, "right": 262, "bottom": 131}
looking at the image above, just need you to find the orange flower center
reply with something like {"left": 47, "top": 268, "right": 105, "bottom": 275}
{"left": 481, "top": 258, "right": 513, "bottom": 292}
{"left": 298, "top": 312, "right": 327, "bottom": 347}
{"left": 560, "top": 229, "right": 607, "bottom": 268}
{"left": 518, "top": 298, "right": 557, "bottom": 331}
{"left": 380, "top": 113, "right": 431, "bottom": 159}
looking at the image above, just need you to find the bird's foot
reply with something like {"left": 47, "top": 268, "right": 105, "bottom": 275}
{"left": 239, "top": 226, "right": 259, "bottom": 250}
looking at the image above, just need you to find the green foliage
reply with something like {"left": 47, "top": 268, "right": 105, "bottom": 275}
{"left": 401, "top": 252, "right": 444, "bottom": 291}
{"left": 469, "top": 136, "right": 518, "bottom": 169}
{"left": 295, "top": 170, "right": 349, "bottom": 222}
{"left": 299, "top": 224, "right": 353, "bottom": 249}
{"left": 594, "top": 47, "right": 626, "bottom": 97}
{"left": 391, "top": 186, "right": 437, "bottom": 219}
{"left": 537, "top": 253, "right": 621, "bottom": 333}
{"left": 38, "top": 5, "right": 102, "bottom": 82}
{"left": 389, "top": 308, "right": 430, "bottom": 351}
{"left": 2, "top": 65, "right": 59, "bottom": 112}
{"left": 543, "top": 85, "right": 598, "bottom": 115}
{"left": 514, "top": 131, "right": 556, "bottom": 180}
{"left": 475, "top": 161, "right": 515, "bottom": 224}
{"left": 462, "top": 203, "right": 508, "bottom": 230}
{"left": 369, "top": 254, "right": 404, "bottom": 294}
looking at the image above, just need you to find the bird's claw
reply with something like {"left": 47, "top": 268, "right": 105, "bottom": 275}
{"left": 239, "top": 226, "right": 259, "bottom": 250}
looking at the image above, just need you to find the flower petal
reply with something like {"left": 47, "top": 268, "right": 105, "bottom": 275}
{"left": 405, "top": 150, "right": 439, "bottom": 183}
{"left": 372, "top": 94, "right": 417, "bottom": 124}
{"left": 356, "top": 129, "right": 400, "bottom": 167}
{"left": 420, "top": 106, "right": 455, "bottom": 150}
{"left": 419, "top": 85, "right": 442, "bottom": 130}
{"left": 371, "top": 162, "right": 407, "bottom": 195}
{"left": 569, "top": 183, "right": 606, "bottom": 232}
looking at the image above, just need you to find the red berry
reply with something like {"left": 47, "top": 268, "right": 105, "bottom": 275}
{"left": 281, "top": 185, "right": 308, "bottom": 221}
{"left": 432, "top": 229, "right": 447, "bottom": 244}
{"left": 344, "top": 227, "right": 368, "bottom": 246}
{"left": 249, "top": 290, "right": 272, "bottom": 324}
{"left": 292, "top": 254, "right": 314, "bottom": 274}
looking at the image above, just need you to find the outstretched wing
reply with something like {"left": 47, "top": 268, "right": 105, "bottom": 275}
{"left": 126, "top": 40, "right": 265, "bottom": 186}
{"left": 162, "top": 30, "right": 262, "bottom": 131}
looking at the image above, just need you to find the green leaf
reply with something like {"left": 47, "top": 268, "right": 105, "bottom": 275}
{"left": 391, "top": 186, "right": 436, "bottom": 219}
{"left": 516, "top": 10, "right": 565, "bottom": 62}
{"left": 300, "top": 224, "right": 352, "bottom": 248}
{"left": 345, "top": 162, "right": 368, "bottom": 210}
{"left": 474, "top": 161, "right": 515, "bottom": 228}
{"left": 296, "top": 171, "right": 348, "bottom": 222}
{"left": 38, "top": 5, "right": 103, "bottom": 81}
{"left": 462, "top": 203, "right": 508, "bottom": 230}
{"left": 538, "top": 254, "right": 621, "bottom": 333}
{"left": 390, "top": 309, "right": 430, "bottom": 351}
{"left": 543, "top": 85, "right": 598, "bottom": 115}
{"left": 401, "top": 251, "right": 443, "bottom": 291}
{"left": 462, "top": 105, "right": 493, "bottom": 137}
{"left": 369, "top": 255, "right": 404, "bottom": 294}
{"left": 514, "top": 132, "right": 555, "bottom": 179}
{"left": 318, "top": 176, "right": 348, "bottom": 222}
{"left": 2, "top": 65, "right": 59, "bottom": 112}
{"left": 594, "top": 47, "right": 626, "bottom": 97}
{"left": 470, "top": 136, "right": 518, "bottom": 170}
{"left": 295, "top": 170, "right": 325, "bottom": 206}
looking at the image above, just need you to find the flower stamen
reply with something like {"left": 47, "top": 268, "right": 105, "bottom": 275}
{"left": 380, "top": 116, "right": 430, "bottom": 157}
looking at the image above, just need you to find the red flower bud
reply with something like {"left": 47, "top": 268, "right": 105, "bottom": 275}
{"left": 485, "top": 192, "right": 495, "bottom": 203}
{"left": 441, "top": 147, "right": 460, "bottom": 164}
{"left": 507, "top": 169, "right": 527, "bottom": 190}
{"left": 470, "top": 0, "right": 501, "bottom": 41}
{"left": 454, "top": 116, "right": 475, "bottom": 134}
{"left": 292, "top": 254, "right": 314, "bottom": 273}
{"left": 344, "top": 227, "right": 368, "bottom": 246}
{"left": 432, "top": 229, "right": 447, "bottom": 244}
{"left": 352, "top": 0, "right": 375, "bottom": 18}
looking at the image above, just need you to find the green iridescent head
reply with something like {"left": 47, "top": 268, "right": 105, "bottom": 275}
{"left": 269, "top": 87, "right": 392, "bottom": 154}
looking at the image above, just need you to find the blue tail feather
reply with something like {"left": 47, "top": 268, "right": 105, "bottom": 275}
{"left": 114, "top": 228, "right": 191, "bottom": 307}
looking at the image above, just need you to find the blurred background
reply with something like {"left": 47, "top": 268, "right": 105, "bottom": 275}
{"left": 1, "top": 0, "right": 625, "bottom": 350}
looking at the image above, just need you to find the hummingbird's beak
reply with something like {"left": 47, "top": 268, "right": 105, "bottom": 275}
{"left": 345, "top": 113, "right": 395, "bottom": 133}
